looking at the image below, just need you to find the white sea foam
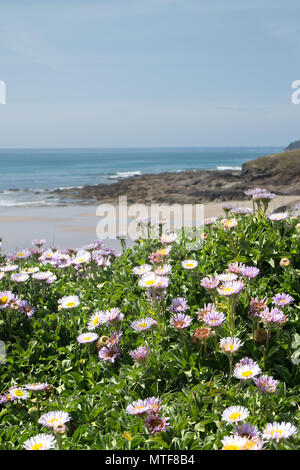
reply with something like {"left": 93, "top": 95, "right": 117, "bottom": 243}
{"left": 108, "top": 171, "right": 141, "bottom": 179}
{"left": 55, "top": 186, "right": 84, "bottom": 190}
{"left": 217, "top": 166, "right": 242, "bottom": 171}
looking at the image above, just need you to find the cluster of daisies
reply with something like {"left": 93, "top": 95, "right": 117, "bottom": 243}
{"left": 0, "top": 382, "right": 50, "bottom": 405}
{"left": 6, "top": 238, "right": 118, "bottom": 269}
{"left": 249, "top": 293, "right": 294, "bottom": 328}
{"left": 1, "top": 239, "right": 118, "bottom": 287}
{"left": 23, "top": 410, "right": 71, "bottom": 450}
{"left": 0, "top": 187, "right": 298, "bottom": 450}
{"left": 77, "top": 306, "right": 124, "bottom": 363}
{"left": 126, "top": 397, "right": 169, "bottom": 434}
{"left": 221, "top": 406, "right": 297, "bottom": 450}
{"left": 0, "top": 290, "right": 35, "bottom": 318}
{"left": 0, "top": 382, "right": 71, "bottom": 450}
{"left": 0, "top": 239, "right": 120, "bottom": 325}
{"left": 76, "top": 306, "right": 157, "bottom": 365}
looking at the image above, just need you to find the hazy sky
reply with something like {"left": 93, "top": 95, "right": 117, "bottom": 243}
{"left": 1, "top": 0, "right": 300, "bottom": 147}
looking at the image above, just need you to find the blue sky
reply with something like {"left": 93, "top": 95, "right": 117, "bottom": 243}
{"left": 0, "top": 0, "right": 300, "bottom": 147}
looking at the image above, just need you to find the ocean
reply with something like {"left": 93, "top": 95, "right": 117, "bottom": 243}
{"left": 0, "top": 147, "right": 283, "bottom": 207}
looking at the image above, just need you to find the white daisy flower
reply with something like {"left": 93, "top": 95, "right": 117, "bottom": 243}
{"left": 87, "top": 310, "right": 107, "bottom": 330}
{"left": 133, "top": 264, "right": 152, "bottom": 276}
{"left": 233, "top": 362, "right": 261, "bottom": 380}
{"left": 20, "top": 267, "right": 40, "bottom": 274}
{"left": 77, "top": 332, "right": 98, "bottom": 344}
{"left": 0, "top": 264, "right": 18, "bottom": 272}
{"left": 204, "top": 217, "right": 218, "bottom": 225}
{"left": 263, "top": 422, "right": 297, "bottom": 442}
{"left": 32, "top": 271, "right": 53, "bottom": 281}
{"left": 59, "top": 295, "right": 80, "bottom": 309}
{"left": 23, "top": 433, "right": 56, "bottom": 450}
{"left": 138, "top": 273, "right": 158, "bottom": 288}
{"left": 220, "top": 337, "right": 243, "bottom": 354}
{"left": 222, "top": 406, "right": 250, "bottom": 424}
{"left": 221, "top": 435, "right": 248, "bottom": 450}
{"left": 268, "top": 212, "right": 288, "bottom": 221}
{"left": 8, "top": 387, "right": 29, "bottom": 400}
{"left": 221, "top": 218, "right": 238, "bottom": 230}
{"left": 154, "top": 264, "right": 172, "bottom": 276}
{"left": 15, "top": 249, "right": 31, "bottom": 259}
{"left": 11, "top": 273, "right": 29, "bottom": 283}
{"left": 217, "top": 273, "right": 238, "bottom": 282}
{"left": 73, "top": 250, "right": 91, "bottom": 264}
{"left": 131, "top": 317, "right": 158, "bottom": 332}
{"left": 182, "top": 260, "right": 198, "bottom": 270}
{"left": 38, "top": 410, "right": 71, "bottom": 429}
{"left": 160, "top": 233, "right": 177, "bottom": 244}
{"left": 25, "top": 383, "right": 49, "bottom": 391}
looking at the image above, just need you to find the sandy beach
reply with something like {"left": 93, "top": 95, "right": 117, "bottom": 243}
{"left": 1, "top": 195, "right": 299, "bottom": 253}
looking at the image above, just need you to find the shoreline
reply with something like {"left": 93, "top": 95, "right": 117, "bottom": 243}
{"left": 1, "top": 147, "right": 299, "bottom": 207}
{"left": 1, "top": 196, "right": 299, "bottom": 253}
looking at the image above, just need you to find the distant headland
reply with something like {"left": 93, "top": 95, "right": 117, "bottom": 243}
{"left": 51, "top": 148, "right": 300, "bottom": 206}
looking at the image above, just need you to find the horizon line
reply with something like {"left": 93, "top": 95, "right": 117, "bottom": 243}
{"left": 0, "top": 145, "right": 285, "bottom": 150}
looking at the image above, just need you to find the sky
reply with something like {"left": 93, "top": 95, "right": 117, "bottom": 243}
{"left": 0, "top": 0, "right": 300, "bottom": 147}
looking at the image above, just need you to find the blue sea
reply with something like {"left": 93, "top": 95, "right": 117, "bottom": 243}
{"left": 0, "top": 147, "right": 283, "bottom": 206}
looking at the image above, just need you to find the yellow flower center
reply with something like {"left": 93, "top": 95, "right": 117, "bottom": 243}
{"left": 229, "top": 412, "right": 241, "bottom": 421}
{"left": 271, "top": 429, "right": 283, "bottom": 435}
{"left": 145, "top": 280, "right": 155, "bottom": 286}
{"left": 223, "top": 287, "right": 233, "bottom": 294}
{"left": 66, "top": 302, "right": 76, "bottom": 307}
{"left": 138, "top": 322, "right": 147, "bottom": 328}
{"left": 244, "top": 440, "right": 255, "bottom": 449}
{"left": 84, "top": 336, "right": 91, "bottom": 341}
{"left": 241, "top": 370, "right": 253, "bottom": 378}
{"left": 222, "top": 444, "right": 241, "bottom": 450}
{"left": 32, "top": 443, "right": 43, "bottom": 450}
{"left": 93, "top": 317, "right": 100, "bottom": 325}
{"left": 0, "top": 296, "right": 8, "bottom": 304}
{"left": 135, "top": 406, "right": 144, "bottom": 412}
{"left": 14, "top": 390, "right": 24, "bottom": 397}
{"left": 225, "top": 344, "right": 235, "bottom": 351}
{"left": 49, "top": 417, "right": 59, "bottom": 425}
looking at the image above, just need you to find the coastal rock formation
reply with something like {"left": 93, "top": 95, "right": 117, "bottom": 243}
{"left": 285, "top": 140, "right": 300, "bottom": 151}
{"left": 241, "top": 149, "right": 300, "bottom": 194}
{"left": 51, "top": 149, "right": 300, "bottom": 205}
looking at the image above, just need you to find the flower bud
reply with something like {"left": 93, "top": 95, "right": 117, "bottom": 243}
{"left": 192, "top": 327, "right": 212, "bottom": 344}
{"left": 28, "top": 407, "right": 39, "bottom": 420}
{"left": 280, "top": 258, "right": 291, "bottom": 267}
{"left": 254, "top": 328, "right": 268, "bottom": 344}
{"left": 53, "top": 423, "right": 67, "bottom": 435}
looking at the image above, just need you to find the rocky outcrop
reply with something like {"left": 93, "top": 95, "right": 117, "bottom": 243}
{"left": 285, "top": 140, "right": 300, "bottom": 151}
{"left": 241, "top": 149, "right": 300, "bottom": 194}
{"left": 51, "top": 149, "right": 300, "bottom": 205}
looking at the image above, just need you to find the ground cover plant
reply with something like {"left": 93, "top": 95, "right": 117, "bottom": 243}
{"left": 0, "top": 188, "right": 299, "bottom": 450}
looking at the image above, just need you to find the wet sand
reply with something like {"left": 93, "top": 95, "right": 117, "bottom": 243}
{"left": 0, "top": 195, "right": 299, "bottom": 253}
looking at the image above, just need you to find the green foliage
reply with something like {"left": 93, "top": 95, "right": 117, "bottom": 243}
{"left": 0, "top": 212, "right": 299, "bottom": 450}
